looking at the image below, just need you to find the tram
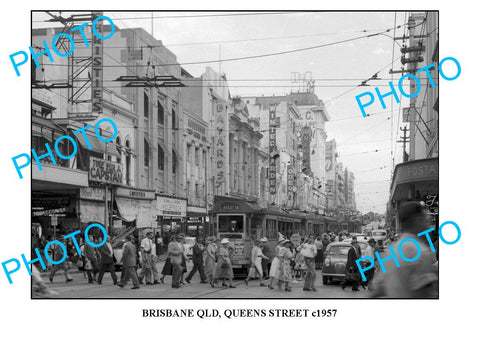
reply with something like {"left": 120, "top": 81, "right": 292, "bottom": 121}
{"left": 209, "top": 196, "right": 336, "bottom": 276}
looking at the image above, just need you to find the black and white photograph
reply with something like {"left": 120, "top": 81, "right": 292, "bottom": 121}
{"left": 29, "top": 10, "right": 440, "bottom": 299}
{"left": 0, "top": 1, "right": 478, "bottom": 338}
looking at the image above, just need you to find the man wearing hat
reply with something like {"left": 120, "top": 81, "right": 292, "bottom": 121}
{"left": 260, "top": 237, "right": 271, "bottom": 280}
{"left": 364, "top": 238, "right": 377, "bottom": 285}
{"left": 167, "top": 234, "right": 186, "bottom": 288}
{"left": 185, "top": 238, "right": 207, "bottom": 284}
{"left": 118, "top": 235, "right": 140, "bottom": 289}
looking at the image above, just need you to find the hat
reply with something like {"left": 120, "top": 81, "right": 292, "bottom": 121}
{"left": 281, "top": 239, "right": 292, "bottom": 245}
{"left": 260, "top": 237, "right": 268, "bottom": 242}
{"left": 206, "top": 236, "right": 216, "bottom": 242}
{"left": 368, "top": 238, "right": 377, "bottom": 244}
{"left": 221, "top": 238, "right": 229, "bottom": 244}
{"left": 278, "top": 232, "right": 286, "bottom": 242}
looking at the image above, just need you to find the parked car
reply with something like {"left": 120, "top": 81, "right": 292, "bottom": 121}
{"left": 322, "top": 242, "right": 355, "bottom": 285}
{"left": 371, "top": 229, "right": 388, "bottom": 249}
{"left": 342, "top": 238, "right": 369, "bottom": 257}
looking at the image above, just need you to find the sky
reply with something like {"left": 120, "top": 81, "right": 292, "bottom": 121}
{"left": 32, "top": 11, "right": 412, "bottom": 214}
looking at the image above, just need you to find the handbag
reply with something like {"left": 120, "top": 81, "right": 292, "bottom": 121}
{"left": 84, "top": 260, "right": 93, "bottom": 270}
{"left": 221, "top": 262, "right": 229, "bottom": 269}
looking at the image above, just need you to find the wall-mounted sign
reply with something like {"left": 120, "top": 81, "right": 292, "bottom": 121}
{"left": 214, "top": 101, "right": 227, "bottom": 191}
{"left": 89, "top": 157, "right": 123, "bottom": 185}
{"left": 116, "top": 187, "right": 155, "bottom": 200}
{"left": 287, "top": 165, "right": 294, "bottom": 203}
{"left": 269, "top": 104, "right": 277, "bottom": 195}
{"left": 79, "top": 187, "right": 109, "bottom": 201}
{"left": 156, "top": 196, "right": 187, "bottom": 217}
{"left": 301, "top": 126, "right": 312, "bottom": 174}
{"left": 91, "top": 11, "right": 103, "bottom": 117}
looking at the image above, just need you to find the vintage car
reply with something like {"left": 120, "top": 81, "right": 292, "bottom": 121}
{"left": 321, "top": 242, "right": 355, "bottom": 285}
{"left": 342, "top": 238, "right": 369, "bottom": 257}
{"left": 372, "top": 229, "right": 388, "bottom": 249}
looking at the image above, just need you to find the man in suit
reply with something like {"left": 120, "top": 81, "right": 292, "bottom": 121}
{"left": 97, "top": 235, "right": 118, "bottom": 285}
{"left": 168, "top": 234, "right": 185, "bottom": 288}
{"left": 185, "top": 239, "right": 207, "bottom": 284}
{"left": 118, "top": 235, "right": 140, "bottom": 289}
{"left": 341, "top": 244, "right": 360, "bottom": 291}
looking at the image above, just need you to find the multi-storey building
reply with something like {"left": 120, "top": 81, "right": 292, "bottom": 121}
{"left": 389, "top": 11, "right": 439, "bottom": 233}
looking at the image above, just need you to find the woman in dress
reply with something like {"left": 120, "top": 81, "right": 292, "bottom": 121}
{"left": 267, "top": 237, "right": 284, "bottom": 289}
{"left": 204, "top": 236, "right": 217, "bottom": 283}
{"left": 211, "top": 238, "right": 235, "bottom": 288}
{"left": 159, "top": 235, "right": 175, "bottom": 284}
{"left": 277, "top": 239, "right": 294, "bottom": 292}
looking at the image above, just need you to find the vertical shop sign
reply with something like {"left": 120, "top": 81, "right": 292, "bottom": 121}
{"left": 287, "top": 165, "right": 294, "bottom": 203}
{"left": 269, "top": 104, "right": 277, "bottom": 195}
{"left": 92, "top": 11, "right": 103, "bottom": 117}
{"left": 301, "top": 126, "right": 312, "bottom": 174}
{"left": 215, "top": 101, "right": 227, "bottom": 189}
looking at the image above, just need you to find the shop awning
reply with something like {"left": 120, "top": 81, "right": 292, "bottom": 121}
{"left": 32, "top": 115, "right": 66, "bottom": 142}
{"left": 75, "top": 130, "right": 109, "bottom": 154}
{"left": 115, "top": 197, "right": 155, "bottom": 227}
{"left": 106, "top": 142, "right": 121, "bottom": 158}
{"left": 390, "top": 157, "right": 439, "bottom": 202}
{"left": 115, "top": 197, "right": 137, "bottom": 222}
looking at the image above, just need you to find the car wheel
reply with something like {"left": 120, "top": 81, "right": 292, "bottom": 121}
{"left": 322, "top": 276, "right": 328, "bottom": 285}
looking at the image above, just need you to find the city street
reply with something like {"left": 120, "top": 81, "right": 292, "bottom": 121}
{"left": 37, "top": 267, "right": 369, "bottom": 299}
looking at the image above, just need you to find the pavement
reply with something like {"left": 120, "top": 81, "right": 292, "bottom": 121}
{"left": 36, "top": 261, "right": 371, "bottom": 299}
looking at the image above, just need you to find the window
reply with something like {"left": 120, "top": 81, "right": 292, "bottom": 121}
{"left": 195, "top": 147, "right": 200, "bottom": 167}
{"left": 158, "top": 145, "right": 164, "bottom": 171}
{"left": 172, "top": 149, "right": 177, "bottom": 174}
{"left": 125, "top": 140, "right": 131, "bottom": 186}
{"left": 144, "top": 139, "right": 150, "bottom": 167}
{"left": 144, "top": 92, "right": 149, "bottom": 118}
{"left": 116, "top": 137, "right": 122, "bottom": 164}
{"left": 172, "top": 108, "right": 176, "bottom": 129}
{"left": 157, "top": 101, "right": 164, "bottom": 125}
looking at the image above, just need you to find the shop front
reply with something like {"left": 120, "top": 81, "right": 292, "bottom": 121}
{"left": 114, "top": 186, "right": 156, "bottom": 239}
{"left": 390, "top": 157, "right": 439, "bottom": 233}
{"left": 186, "top": 205, "right": 207, "bottom": 240}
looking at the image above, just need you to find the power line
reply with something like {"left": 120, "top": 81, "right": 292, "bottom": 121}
{"left": 32, "top": 11, "right": 292, "bottom": 23}
{"left": 37, "top": 24, "right": 407, "bottom": 68}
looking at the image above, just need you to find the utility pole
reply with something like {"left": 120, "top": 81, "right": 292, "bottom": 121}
{"left": 397, "top": 126, "right": 409, "bottom": 163}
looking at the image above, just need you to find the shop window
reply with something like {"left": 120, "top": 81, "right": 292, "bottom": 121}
{"left": 158, "top": 145, "right": 164, "bottom": 171}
